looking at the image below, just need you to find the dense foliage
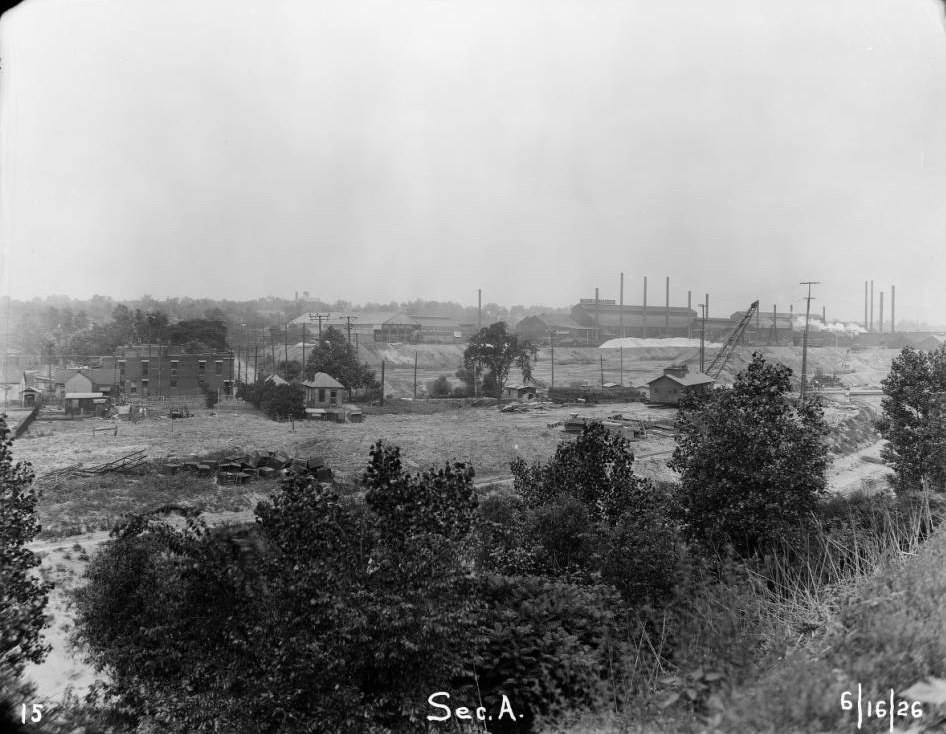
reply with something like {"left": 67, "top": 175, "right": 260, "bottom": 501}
{"left": 0, "top": 417, "right": 51, "bottom": 706}
{"left": 877, "top": 344, "right": 946, "bottom": 493}
{"left": 503, "top": 422, "right": 679, "bottom": 604}
{"left": 463, "top": 322, "right": 536, "bottom": 400}
{"left": 669, "top": 353, "right": 830, "bottom": 556}
{"left": 238, "top": 381, "right": 305, "bottom": 420}
{"left": 304, "top": 326, "right": 379, "bottom": 395}
{"left": 74, "top": 445, "right": 483, "bottom": 733}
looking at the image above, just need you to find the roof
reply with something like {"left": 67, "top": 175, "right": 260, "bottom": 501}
{"left": 516, "top": 314, "right": 592, "bottom": 332}
{"left": 290, "top": 311, "right": 414, "bottom": 329}
{"left": 405, "top": 314, "right": 462, "bottom": 330}
{"left": 572, "top": 303, "right": 697, "bottom": 328}
{"left": 302, "top": 372, "right": 345, "bottom": 389}
{"left": 647, "top": 373, "right": 715, "bottom": 387}
{"left": 265, "top": 374, "right": 289, "bottom": 385}
{"left": 65, "top": 392, "right": 105, "bottom": 399}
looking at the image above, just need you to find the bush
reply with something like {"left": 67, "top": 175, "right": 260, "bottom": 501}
{"left": 426, "top": 374, "right": 452, "bottom": 398}
{"left": 461, "top": 574, "right": 623, "bottom": 733}
{"left": 507, "top": 422, "right": 679, "bottom": 605}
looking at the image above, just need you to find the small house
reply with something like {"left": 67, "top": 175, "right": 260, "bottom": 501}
{"left": 302, "top": 372, "right": 345, "bottom": 408}
{"left": 647, "top": 364, "right": 714, "bottom": 405}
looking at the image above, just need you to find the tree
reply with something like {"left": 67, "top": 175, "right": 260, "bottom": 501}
{"left": 463, "top": 322, "right": 536, "bottom": 401}
{"left": 669, "top": 353, "right": 829, "bottom": 557}
{"left": 877, "top": 345, "right": 946, "bottom": 493}
{"left": 305, "top": 326, "right": 378, "bottom": 396}
{"left": 507, "top": 422, "right": 678, "bottom": 603}
{"left": 0, "top": 417, "right": 51, "bottom": 691}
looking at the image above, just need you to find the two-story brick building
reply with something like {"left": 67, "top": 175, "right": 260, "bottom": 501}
{"left": 95, "top": 345, "right": 235, "bottom": 400}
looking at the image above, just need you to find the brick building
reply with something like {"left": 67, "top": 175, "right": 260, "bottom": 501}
{"left": 95, "top": 345, "right": 235, "bottom": 400}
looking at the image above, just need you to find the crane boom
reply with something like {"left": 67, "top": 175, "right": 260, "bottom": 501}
{"left": 705, "top": 300, "right": 759, "bottom": 380}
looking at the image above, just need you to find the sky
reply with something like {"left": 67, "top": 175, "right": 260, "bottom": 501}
{"left": 1, "top": 0, "right": 946, "bottom": 324}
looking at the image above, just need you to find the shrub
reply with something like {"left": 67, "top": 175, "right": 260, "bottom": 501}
{"left": 508, "top": 422, "right": 679, "bottom": 605}
{"left": 461, "top": 574, "right": 623, "bottom": 733}
{"left": 426, "top": 374, "right": 451, "bottom": 398}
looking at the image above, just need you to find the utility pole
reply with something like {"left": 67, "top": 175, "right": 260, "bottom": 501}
{"left": 342, "top": 315, "right": 358, "bottom": 344}
{"left": 698, "top": 303, "right": 706, "bottom": 373}
{"left": 620, "top": 346, "right": 623, "bottom": 386}
{"left": 549, "top": 329, "right": 555, "bottom": 390}
{"left": 380, "top": 360, "right": 385, "bottom": 407}
{"left": 413, "top": 351, "right": 418, "bottom": 399}
{"left": 284, "top": 322, "right": 289, "bottom": 379}
{"left": 799, "top": 281, "right": 821, "bottom": 401}
{"left": 309, "top": 312, "right": 330, "bottom": 339}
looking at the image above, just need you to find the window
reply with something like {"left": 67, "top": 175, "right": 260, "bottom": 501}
{"left": 215, "top": 360, "right": 223, "bottom": 376}
{"left": 130, "top": 383, "right": 137, "bottom": 394}
{"left": 330, "top": 390, "right": 337, "bottom": 405}
{"left": 170, "top": 360, "right": 179, "bottom": 379}
{"left": 141, "top": 379, "right": 149, "bottom": 394}
{"left": 318, "top": 388, "right": 326, "bottom": 403}
{"left": 141, "top": 361, "right": 149, "bottom": 377}
{"left": 170, "top": 378, "right": 177, "bottom": 388}
{"left": 118, "top": 360, "right": 126, "bottom": 377}
{"left": 198, "top": 360, "right": 206, "bottom": 373}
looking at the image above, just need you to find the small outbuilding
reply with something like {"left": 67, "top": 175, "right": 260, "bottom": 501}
{"left": 302, "top": 372, "right": 345, "bottom": 408}
{"left": 503, "top": 384, "right": 538, "bottom": 401}
{"left": 647, "top": 364, "right": 714, "bottom": 406}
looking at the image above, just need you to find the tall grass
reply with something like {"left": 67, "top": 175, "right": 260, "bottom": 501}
{"left": 589, "top": 490, "right": 945, "bottom": 733}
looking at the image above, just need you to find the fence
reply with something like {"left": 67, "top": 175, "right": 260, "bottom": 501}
{"left": 13, "top": 405, "right": 40, "bottom": 438}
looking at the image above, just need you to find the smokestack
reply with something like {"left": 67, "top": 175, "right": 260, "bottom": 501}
{"left": 864, "top": 281, "right": 868, "bottom": 330}
{"left": 870, "top": 280, "right": 874, "bottom": 332}
{"left": 619, "top": 273, "right": 624, "bottom": 338}
{"left": 880, "top": 291, "right": 884, "bottom": 334}
{"left": 478, "top": 289, "right": 482, "bottom": 329}
{"left": 891, "top": 285, "right": 896, "bottom": 333}
{"left": 643, "top": 276, "right": 648, "bottom": 338}
{"left": 705, "top": 293, "right": 709, "bottom": 319}
{"left": 665, "top": 276, "right": 670, "bottom": 336}
{"left": 595, "top": 287, "right": 600, "bottom": 343}
{"left": 688, "top": 290, "right": 692, "bottom": 339}
{"left": 822, "top": 305, "right": 826, "bottom": 323}
{"left": 773, "top": 304, "right": 777, "bottom": 345}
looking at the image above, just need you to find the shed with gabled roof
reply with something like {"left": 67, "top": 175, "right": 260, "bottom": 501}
{"left": 647, "top": 365, "right": 714, "bottom": 405}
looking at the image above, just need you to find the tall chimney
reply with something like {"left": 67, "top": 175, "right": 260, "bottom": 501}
{"left": 478, "top": 289, "right": 482, "bottom": 329}
{"left": 870, "top": 280, "right": 874, "bottom": 332}
{"left": 619, "top": 273, "right": 624, "bottom": 338}
{"left": 688, "top": 290, "right": 692, "bottom": 339}
{"left": 595, "top": 287, "right": 600, "bottom": 343}
{"left": 880, "top": 291, "right": 884, "bottom": 334}
{"left": 705, "top": 293, "right": 709, "bottom": 319}
{"left": 891, "top": 285, "right": 896, "bottom": 333}
{"left": 665, "top": 276, "right": 670, "bottom": 336}
{"left": 643, "top": 277, "right": 648, "bottom": 338}
{"left": 822, "top": 305, "right": 826, "bottom": 323}
{"left": 864, "top": 281, "right": 868, "bottom": 330}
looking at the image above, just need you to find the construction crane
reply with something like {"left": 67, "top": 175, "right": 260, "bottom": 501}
{"left": 704, "top": 300, "right": 759, "bottom": 380}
